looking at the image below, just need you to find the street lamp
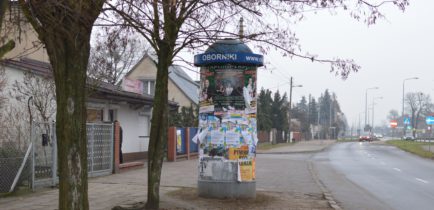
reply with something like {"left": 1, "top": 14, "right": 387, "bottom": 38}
{"left": 288, "top": 76, "right": 302, "bottom": 142}
{"left": 358, "top": 111, "right": 364, "bottom": 136}
{"left": 365, "top": 87, "right": 379, "bottom": 130}
{"left": 371, "top": 96, "right": 383, "bottom": 133}
{"left": 402, "top": 77, "right": 418, "bottom": 135}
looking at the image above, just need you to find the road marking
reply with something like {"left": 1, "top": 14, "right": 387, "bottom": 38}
{"left": 415, "top": 178, "right": 429, "bottom": 184}
{"left": 393, "top": 168, "right": 402, "bottom": 172}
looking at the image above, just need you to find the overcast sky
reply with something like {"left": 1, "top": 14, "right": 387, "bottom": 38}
{"left": 187, "top": 1, "right": 434, "bottom": 130}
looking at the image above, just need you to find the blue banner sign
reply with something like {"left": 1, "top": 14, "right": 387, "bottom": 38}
{"left": 426, "top": 116, "right": 434, "bottom": 125}
{"left": 194, "top": 52, "right": 264, "bottom": 66}
{"left": 403, "top": 117, "right": 411, "bottom": 125}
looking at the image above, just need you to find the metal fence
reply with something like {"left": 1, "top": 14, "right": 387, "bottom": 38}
{"left": 32, "top": 122, "right": 57, "bottom": 188}
{"left": 87, "top": 123, "right": 114, "bottom": 177}
{"left": 0, "top": 122, "right": 114, "bottom": 192}
{"left": 0, "top": 141, "right": 32, "bottom": 193}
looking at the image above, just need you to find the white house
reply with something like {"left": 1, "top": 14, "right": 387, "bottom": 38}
{"left": 0, "top": 58, "right": 177, "bottom": 162}
{"left": 124, "top": 54, "right": 199, "bottom": 108}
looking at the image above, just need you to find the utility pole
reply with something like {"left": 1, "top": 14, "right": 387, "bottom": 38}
{"left": 371, "top": 96, "right": 383, "bottom": 133}
{"left": 365, "top": 87, "right": 379, "bottom": 131}
{"left": 329, "top": 98, "right": 333, "bottom": 139}
{"left": 308, "top": 95, "right": 311, "bottom": 140}
{"left": 288, "top": 77, "right": 302, "bottom": 142}
{"left": 317, "top": 101, "right": 321, "bottom": 140}
{"left": 288, "top": 77, "right": 293, "bottom": 142}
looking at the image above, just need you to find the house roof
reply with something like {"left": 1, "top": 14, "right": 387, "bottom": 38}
{"left": 125, "top": 54, "right": 199, "bottom": 105}
{"left": 2, "top": 58, "right": 178, "bottom": 108}
{"left": 169, "top": 65, "right": 199, "bottom": 105}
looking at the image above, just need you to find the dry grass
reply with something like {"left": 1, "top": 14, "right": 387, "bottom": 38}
{"left": 256, "top": 142, "right": 294, "bottom": 150}
{"left": 387, "top": 140, "right": 434, "bottom": 159}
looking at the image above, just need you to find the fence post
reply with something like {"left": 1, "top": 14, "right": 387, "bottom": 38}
{"left": 109, "top": 123, "right": 114, "bottom": 172}
{"left": 167, "top": 127, "right": 176, "bottom": 161}
{"left": 90, "top": 124, "right": 95, "bottom": 176}
{"left": 113, "top": 121, "right": 120, "bottom": 173}
{"left": 51, "top": 122, "right": 57, "bottom": 186}
{"left": 31, "top": 122, "right": 35, "bottom": 191}
{"left": 186, "top": 128, "right": 190, "bottom": 160}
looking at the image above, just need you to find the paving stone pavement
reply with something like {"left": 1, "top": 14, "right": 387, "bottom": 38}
{"left": 0, "top": 140, "right": 336, "bottom": 210}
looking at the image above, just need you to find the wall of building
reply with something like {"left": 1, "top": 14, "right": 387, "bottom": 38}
{"left": 168, "top": 81, "right": 194, "bottom": 108}
{"left": 127, "top": 57, "right": 195, "bottom": 108}
{"left": 117, "top": 104, "right": 151, "bottom": 154}
{"left": 127, "top": 57, "right": 157, "bottom": 80}
{"left": 2, "top": 6, "right": 49, "bottom": 62}
{"left": 3, "top": 64, "right": 152, "bottom": 160}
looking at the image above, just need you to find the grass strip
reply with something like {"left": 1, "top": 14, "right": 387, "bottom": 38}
{"left": 386, "top": 140, "right": 434, "bottom": 159}
{"left": 257, "top": 142, "right": 294, "bottom": 150}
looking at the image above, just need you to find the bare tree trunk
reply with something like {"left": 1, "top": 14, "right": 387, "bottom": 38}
{"left": 50, "top": 39, "right": 90, "bottom": 210}
{"left": 19, "top": 1, "right": 104, "bottom": 209}
{"left": 145, "top": 44, "right": 170, "bottom": 210}
{"left": 0, "top": 1, "right": 15, "bottom": 58}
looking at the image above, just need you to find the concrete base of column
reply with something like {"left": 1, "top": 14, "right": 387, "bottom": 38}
{"left": 198, "top": 180, "right": 256, "bottom": 199}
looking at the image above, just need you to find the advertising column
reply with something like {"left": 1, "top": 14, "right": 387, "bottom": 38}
{"left": 194, "top": 39, "right": 263, "bottom": 198}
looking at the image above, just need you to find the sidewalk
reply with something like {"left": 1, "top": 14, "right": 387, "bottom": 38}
{"left": 0, "top": 140, "right": 336, "bottom": 210}
{"left": 257, "top": 139, "right": 336, "bottom": 154}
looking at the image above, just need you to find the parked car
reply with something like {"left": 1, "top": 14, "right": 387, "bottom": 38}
{"left": 402, "top": 135, "right": 415, "bottom": 141}
{"left": 359, "top": 132, "right": 373, "bottom": 142}
{"left": 374, "top": 134, "right": 383, "bottom": 139}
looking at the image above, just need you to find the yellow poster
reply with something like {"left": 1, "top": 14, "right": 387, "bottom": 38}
{"left": 176, "top": 130, "right": 182, "bottom": 152}
{"left": 252, "top": 158, "right": 256, "bottom": 180}
{"left": 228, "top": 146, "right": 249, "bottom": 160}
{"left": 239, "top": 160, "right": 253, "bottom": 181}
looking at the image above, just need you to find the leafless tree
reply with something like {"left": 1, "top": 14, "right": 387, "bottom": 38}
{"left": 88, "top": 26, "right": 148, "bottom": 85}
{"left": 0, "top": 104, "right": 29, "bottom": 149}
{"left": 0, "top": 1, "right": 15, "bottom": 58}
{"left": 405, "top": 92, "right": 432, "bottom": 137}
{"left": 19, "top": 1, "right": 106, "bottom": 209}
{"left": 0, "top": 68, "right": 6, "bottom": 109}
{"left": 9, "top": 71, "right": 56, "bottom": 122}
{"left": 106, "top": 0, "right": 409, "bottom": 208}
{"left": 388, "top": 109, "right": 400, "bottom": 121}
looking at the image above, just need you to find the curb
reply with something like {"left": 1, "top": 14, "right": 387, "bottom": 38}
{"left": 308, "top": 161, "right": 342, "bottom": 210}
{"left": 257, "top": 141, "right": 336, "bottom": 155}
{"left": 256, "top": 147, "right": 328, "bottom": 155}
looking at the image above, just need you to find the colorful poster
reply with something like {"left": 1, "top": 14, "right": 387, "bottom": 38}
{"left": 252, "top": 158, "right": 256, "bottom": 180}
{"left": 228, "top": 146, "right": 249, "bottom": 160}
{"left": 210, "top": 130, "right": 225, "bottom": 145}
{"left": 198, "top": 64, "right": 257, "bottom": 182}
{"left": 225, "top": 130, "right": 240, "bottom": 146}
{"left": 238, "top": 160, "right": 253, "bottom": 182}
{"left": 176, "top": 130, "right": 182, "bottom": 152}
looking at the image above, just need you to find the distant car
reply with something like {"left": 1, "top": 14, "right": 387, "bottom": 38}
{"left": 374, "top": 134, "right": 383, "bottom": 139}
{"left": 402, "top": 135, "right": 415, "bottom": 141}
{"left": 359, "top": 132, "right": 373, "bottom": 142}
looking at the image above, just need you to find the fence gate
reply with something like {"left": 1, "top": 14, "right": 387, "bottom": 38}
{"left": 31, "top": 122, "right": 113, "bottom": 189}
{"left": 87, "top": 123, "right": 114, "bottom": 177}
{"left": 32, "top": 122, "right": 57, "bottom": 188}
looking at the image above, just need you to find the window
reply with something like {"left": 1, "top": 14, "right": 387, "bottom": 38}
{"left": 87, "top": 109, "right": 103, "bottom": 122}
{"left": 142, "top": 80, "right": 155, "bottom": 95}
{"left": 109, "top": 109, "right": 117, "bottom": 122}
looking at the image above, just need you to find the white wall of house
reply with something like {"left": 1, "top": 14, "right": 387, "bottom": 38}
{"left": 3, "top": 66, "right": 24, "bottom": 102}
{"left": 3, "top": 64, "right": 153, "bottom": 155}
{"left": 117, "top": 104, "right": 151, "bottom": 154}
{"left": 126, "top": 56, "right": 196, "bottom": 108}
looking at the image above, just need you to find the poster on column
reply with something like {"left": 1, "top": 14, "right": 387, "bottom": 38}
{"left": 238, "top": 159, "right": 253, "bottom": 182}
{"left": 199, "top": 69, "right": 216, "bottom": 113}
{"left": 198, "top": 64, "right": 258, "bottom": 183}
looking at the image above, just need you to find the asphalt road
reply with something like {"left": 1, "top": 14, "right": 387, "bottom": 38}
{"left": 313, "top": 142, "right": 434, "bottom": 210}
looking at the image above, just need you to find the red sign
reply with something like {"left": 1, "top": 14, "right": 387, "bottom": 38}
{"left": 121, "top": 78, "right": 143, "bottom": 94}
{"left": 390, "top": 120, "right": 398, "bottom": 128}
